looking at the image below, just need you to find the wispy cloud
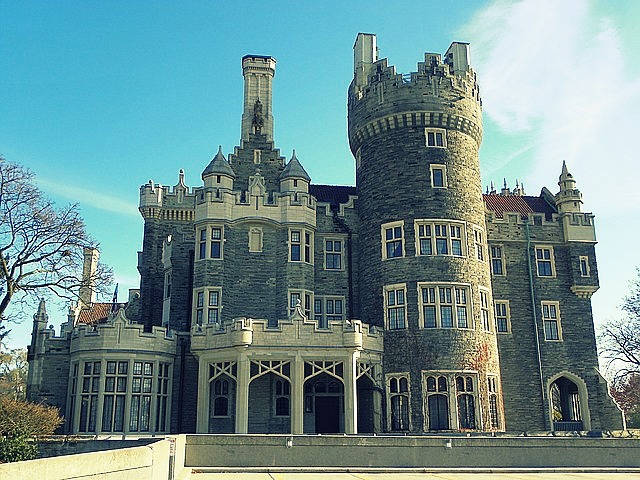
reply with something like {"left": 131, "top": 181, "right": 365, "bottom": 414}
{"left": 36, "top": 177, "right": 140, "bottom": 217}
{"left": 463, "top": 0, "right": 640, "bottom": 212}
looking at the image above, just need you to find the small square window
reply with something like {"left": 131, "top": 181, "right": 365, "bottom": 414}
{"left": 425, "top": 128, "right": 447, "bottom": 148}
{"left": 430, "top": 165, "right": 447, "bottom": 188}
{"left": 579, "top": 256, "right": 590, "bottom": 277}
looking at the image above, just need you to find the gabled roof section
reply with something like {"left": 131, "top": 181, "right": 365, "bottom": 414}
{"left": 77, "top": 303, "right": 125, "bottom": 326}
{"left": 310, "top": 184, "right": 357, "bottom": 208}
{"left": 483, "top": 194, "right": 556, "bottom": 220}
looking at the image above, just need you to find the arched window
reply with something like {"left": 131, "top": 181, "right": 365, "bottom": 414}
{"left": 388, "top": 375, "right": 410, "bottom": 431}
{"left": 212, "top": 378, "right": 231, "bottom": 417}
{"left": 274, "top": 378, "right": 291, "bottom": 417}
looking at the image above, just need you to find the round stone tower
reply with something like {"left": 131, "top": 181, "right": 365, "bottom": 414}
{"left": 348, "top": 34, "right": 503, "bottom": 432}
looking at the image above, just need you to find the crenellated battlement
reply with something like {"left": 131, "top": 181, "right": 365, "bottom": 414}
{"left": 70, "top": 310, "right": 176, "bottom": 355}
{"left": 348, "top": 34, "right": 482, "bottom": 155}
{"left": 194, "top": 186, "right": 316, "bottom": 225}
{"left": 139, "top": 170, "right": 197, "bottom": 220}
{"left": 191, "top": 308, "right": 382, "bottom": 353}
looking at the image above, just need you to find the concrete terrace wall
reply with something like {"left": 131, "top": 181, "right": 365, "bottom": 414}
{"left": 0, "top": 438, "right": 178, "bottom": 480}
{"left": 184, "top": 434, "right": 640, "bottom": 469}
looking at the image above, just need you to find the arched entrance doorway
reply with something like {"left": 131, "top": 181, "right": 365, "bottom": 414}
{"left": 303, "top": 373, "right": 344, "bottom": 433}
{"left": 550, "top": 376, "right": 584, "bottom": 431}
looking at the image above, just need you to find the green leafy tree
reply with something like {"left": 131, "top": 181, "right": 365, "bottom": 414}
{"left": 0, "top": 348, "right": 27, "bottom": 400}
{"left": 0, "top": 157, "right": 112, "bottom": 341}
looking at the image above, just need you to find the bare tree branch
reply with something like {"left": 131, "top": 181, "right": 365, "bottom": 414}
{"left": 0, "top": 157, "right": 113, "bottom": 340}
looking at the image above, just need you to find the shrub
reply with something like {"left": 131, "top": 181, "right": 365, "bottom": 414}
{"left": 0, "top": 396, "right": 63, "bottom": 463}
{"left": 0, "top": 429, "right": 38, "bottom": 463}
{"left": 0, "top": 396, "right": 63, "bottom": 437}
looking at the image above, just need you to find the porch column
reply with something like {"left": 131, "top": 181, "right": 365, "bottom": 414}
{"left": 235, "top": 353, "right": 250, "bottom": 433}
{"left": 344, "top": 353, "right": 358, "bottom": 434}
{"left": 291, "top": 354, "right": 305, "bottom": 434}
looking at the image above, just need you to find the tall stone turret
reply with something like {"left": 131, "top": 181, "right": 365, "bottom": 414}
{"left": 241, "top": 55, "right": 277, "bottom": 143}
{"left": 348, "top": 33, "right": 502, "bottom": 431}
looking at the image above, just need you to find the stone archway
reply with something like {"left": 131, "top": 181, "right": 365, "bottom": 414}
{"left": 247, "top": 371, "right": 291, "bottom": 434}
{"left": 303, "top": 373, "right": 344, "bottom": 434}
{"left": 549, "top": 373, "right": 590, "bottom": 431}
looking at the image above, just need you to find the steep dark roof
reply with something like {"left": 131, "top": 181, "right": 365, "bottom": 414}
{"left": 202, "top": 147, "right": 235, "bottom": 179}
{"left": 483, "top": 194, "right": 556, "bottom": 220}
{"left": 310, "top": 184, "right": 357, "bottom": 208}
{"left": 280, "top": 151, "right": 311, "bottom": 181}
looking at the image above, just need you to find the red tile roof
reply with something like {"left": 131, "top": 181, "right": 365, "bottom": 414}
{"left": 482, "top": 194, "right": 556, "bottom": 220}
{"left": 77, "top": 303, "right": 125, "bottom": 325}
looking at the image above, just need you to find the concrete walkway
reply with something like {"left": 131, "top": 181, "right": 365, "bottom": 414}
{"left": 189, "top": 470, "right": 640, "bottom": 479}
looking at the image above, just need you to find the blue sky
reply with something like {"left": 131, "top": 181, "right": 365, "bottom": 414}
{"left": 2, "top": 0, "right": 640, "bottom": 355}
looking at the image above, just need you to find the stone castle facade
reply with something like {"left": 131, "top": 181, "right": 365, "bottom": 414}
{"left": 27, "top": 33, "right": 623, "bottom": 435}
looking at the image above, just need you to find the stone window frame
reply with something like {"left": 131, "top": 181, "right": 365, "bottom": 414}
{"left": 313, "top": 295, "right": 346, "bottom": 328}
{"left": 196, "top": 224, "right": 225, "bottom": 261}
{"left": 579, "top": 256, "right": 590, "bottom": 277}
{"left": 288, "top": 227, "right": 313, "bottom": 264}
{"left": 384, "top": 283, "right": 407, "bottom": 330}
{"left": 288, "top": 289, "right": 313, "bottom": 319}
{"left": 542, "top": 300, "right": 562, "bottom": 341}
{"left": 490, "top": 244, "right": 505, "bottom": 276}
{"left": 248, "top": 227, "right": 263, "bottom": 253}
{"left": 494, "top": 300, "right": 511, "bottom": 334}
{"left": 193, "top": 287, "right": 223, "bottom": 327}
{"left": 423, "top": 371, "right": 480, "bottom": 432}
{"left": 535, "top": 245, "right": 556, "bottom": 278}
{"left": 414, "top": 219, "right": 465, "bottom": 257}
{"left": 381, "top": 220, "right": 405, "bottom": 260}
{"left": 324, "top": 237, "right": 344, "bottom": 270}
{"left": 424, "top": 127, "right": 447, "bottom": 148}
{"left": 479, "top": 288, "right": 493, "bottom": 332}
{"left": 487, "top": 374, "right": 501, "bottom": 429}
{"left": 418, "top": 282, "right": 472, "bottom": 330}
{"left": 386, "top": 373, "right": 411, "bottom": 432}
{"left": 69, "top": 358, "right": 172, "bottom": 435}
{"left": 473, "top": 227, "right": 486, "bottom": 262}
{"left": 430, "top": 164, "right": 447, "bottom": 188}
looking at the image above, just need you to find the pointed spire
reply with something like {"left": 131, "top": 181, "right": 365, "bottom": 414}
{"left": 556, "top": 161, "right": 582, "bottom": 213}
{"left": 202, "top": 145, "right": 235, "bottom": 179}
{"left": 280, "top": 149, "right": 311, "bottom": 182}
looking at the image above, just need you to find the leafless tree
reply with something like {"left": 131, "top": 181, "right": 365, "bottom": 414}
{"left": 0, "top": 158, "right": 112, "bottom": 340}
{"left": 600, "top": 268, "right": 640, "bottom": 383}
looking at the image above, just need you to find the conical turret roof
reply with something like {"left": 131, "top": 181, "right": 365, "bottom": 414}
{"left": 280, "top": 150, "right": 310, "bottom": 181}
{"left": 202, "top": 146, "right": 235, "bottom": 179}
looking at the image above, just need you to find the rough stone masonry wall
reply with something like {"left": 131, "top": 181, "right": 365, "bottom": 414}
{"left": 487, "top": 216, "right": 624, "bottom": 431}
{"left": 348, "top": 63, "right": 500, "bottom": 432}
